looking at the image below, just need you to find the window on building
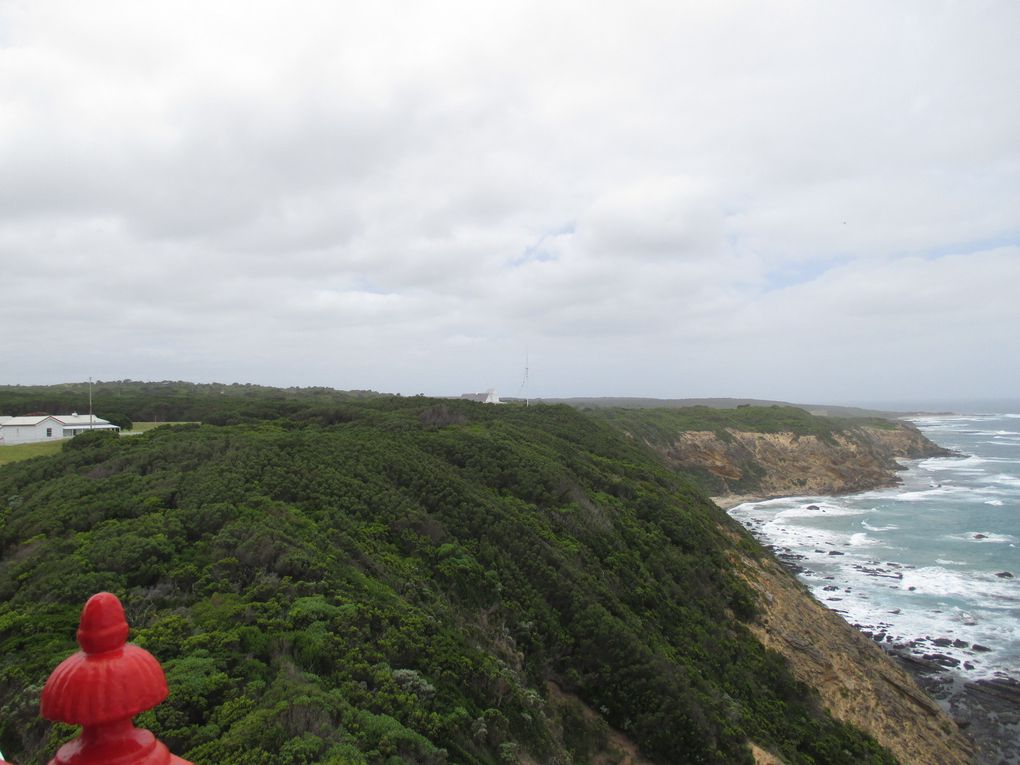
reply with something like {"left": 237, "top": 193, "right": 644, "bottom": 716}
{"left": 46, "top": 427, "right": 53, "bottom": 437}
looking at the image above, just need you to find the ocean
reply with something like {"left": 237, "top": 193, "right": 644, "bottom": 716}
{"left": 728, "top": 411, "right": 1020, "bottom": 683}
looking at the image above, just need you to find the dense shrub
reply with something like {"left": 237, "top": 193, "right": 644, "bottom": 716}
{"left": 0, "top": 388, "right": 896, "bottom": 764}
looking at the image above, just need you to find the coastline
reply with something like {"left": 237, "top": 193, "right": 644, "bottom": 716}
{"left": 721, "top": 487, "right": 1020, "bottom": 765}
{"left": 712, "top": 494, "right": 768, "bottom": 511}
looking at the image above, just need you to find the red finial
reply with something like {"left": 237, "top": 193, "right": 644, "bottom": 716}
{"left": 40, "top": 592, "right": 192, "bottom": 765}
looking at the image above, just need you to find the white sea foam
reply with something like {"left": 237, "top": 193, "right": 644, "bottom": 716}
{"left": 984, "top": 499, "right": 1005, "bottom": 506}
{"left": 920, "top": 455, "right": 996, "bottom": 472}
{"left": 981, "top": 473, "right": 1020, "bottom": 487}
{"left": 862, "top": 521, "right": 898, "bottom": 532}
{"left": 848, "top": 532, "right": 875, "bottom": 546}
{"left": 893, "top": 486, "right": 971, "bottom": 502}
{"left": 935, "top": 559, "right": 968, "bottom": 565}
{"left": 947, "top": 532, "right": 1018, "bottom": 544}
{"left": 774, "top": 503, "right": 870, "bottom": 519}
{"left": 760, "top": 522, "right": 850, "bottom": 550}
{"left": 910, "top": 415, "right": 976, "bottom": 425}
{"left": 741, "top": 495, "right": 823, "bottom": 510}
{"left": 898, "top": 567, "right": 1018, "bottom": 604}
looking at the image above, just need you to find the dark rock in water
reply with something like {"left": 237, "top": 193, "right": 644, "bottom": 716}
{"left": 908, "top": 586, "right": 917, "bottom": 591}
{"left": 972, "top": 643, "right": 992, "bottom": 652}
{"left": 855, "top": 563, "right": 903, "bottom": 580}
{"left": 995, "top": 571, "right": 1014, "bottom": 578}
{"left": 953, "top": 639, "right": 969, "bottom": 649}
{"left": 974, "top": 533, "right": 987, "bottom": 540}
{"left": 922, "top": 652, "right": 961, "bottom": 668}
{"left": 893, "top": 646, "right": 1020, "bottom": 765}
{"left": 893, "top": 652, "right": 946, "bottom": 675}
{"left": 828, "top": 550, "right": 845, "bottom": 556}
{"left": 964, "top": 677, "right": 1020, "bottom": 705}
{"left": 806, "top": 504, "right": 820, "bottom": 510}
{"left": 823, "top": 584, "right": 839, "bottom": 591}
{"left": 933, "top": 637, "right": 954, "bottom": 647}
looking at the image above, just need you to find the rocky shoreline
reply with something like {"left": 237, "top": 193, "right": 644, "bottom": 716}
{"left": 751, "top": 528, "right": 1020, "bottom": 765}
{"left": 888, "top": 649, "right": 1020, "bottom": 765}
{"left": 728, "top": 530, "right": 974, "bottom": 765}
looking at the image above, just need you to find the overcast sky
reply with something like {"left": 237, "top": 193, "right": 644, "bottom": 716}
{"left": 2, "top": 1, "right": 1018, "bottom": 404}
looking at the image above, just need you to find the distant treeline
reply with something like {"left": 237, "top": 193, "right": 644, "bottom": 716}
{"left": 0, "top": 381, "right": 387, "bottom": 430}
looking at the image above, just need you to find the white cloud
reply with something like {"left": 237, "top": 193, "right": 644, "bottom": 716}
{"left": 1, "top": 0, "right": 1018, "bottom": 402}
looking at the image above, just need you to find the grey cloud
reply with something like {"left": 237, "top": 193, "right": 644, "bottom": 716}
{"left": 2, "top": 1, "right": 1019, "bottom": 401}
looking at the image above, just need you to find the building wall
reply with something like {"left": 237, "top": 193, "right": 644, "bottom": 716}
{"left": 0, "top": 417, "right": 63, "bottom": 445}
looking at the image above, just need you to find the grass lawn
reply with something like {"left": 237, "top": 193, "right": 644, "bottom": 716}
{"left": 0, "top": 441, "right": 63, "bottom": 466}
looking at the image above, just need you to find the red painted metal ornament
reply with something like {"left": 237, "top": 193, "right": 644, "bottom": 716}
{"left": 40, "top": 592, "right": 192, "bottom": 765}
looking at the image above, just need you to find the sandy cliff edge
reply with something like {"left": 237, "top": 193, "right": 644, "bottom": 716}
{"left": 724, "top": 527, "right": 975, "bottom": 765}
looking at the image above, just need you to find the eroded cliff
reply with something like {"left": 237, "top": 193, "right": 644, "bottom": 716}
{"left": 728, "top": 533, "right": 974, "bottom": 765}
{"left": 651, "top": 422, "right": 949, "bottom": 498}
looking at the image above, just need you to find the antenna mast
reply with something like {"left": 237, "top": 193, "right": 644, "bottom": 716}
{"left": 519, "top": 351, "right": 529, "bottom": 406}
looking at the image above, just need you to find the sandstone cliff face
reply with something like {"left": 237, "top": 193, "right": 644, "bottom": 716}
{"left": 654, "top": 422, "right": 949, "bottom": 498}
{"left": 727, "top": 535, "right": 974, "bottom": 765}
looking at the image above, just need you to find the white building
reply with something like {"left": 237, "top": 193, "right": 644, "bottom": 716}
{"left": 0, "top": 414, "right": 120, "bottom": 445}
{"left": 459, "top": 389, "right": 505, "bottom": 404}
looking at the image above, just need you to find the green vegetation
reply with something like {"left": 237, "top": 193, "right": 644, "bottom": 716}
{"left": 0, "top": 380, "right": 385, "bottom": 426}
{"left": 590, "top": 404, "right": 892, "bottom": 445}
{"left": 0, "top": 386, "right": 897, "bottom": 764}
{"left": 126, "top": 421, "right": 194, "bottom": 434}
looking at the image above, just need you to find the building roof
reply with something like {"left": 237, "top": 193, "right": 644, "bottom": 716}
{"left": 54, "top": 414, "right": 113, "bottom": 426}
{"left": 0, "top": 414, "right": 114, "bottom": 427}
{"left": 1, "top": 415, "right": 57, "bottom": 426}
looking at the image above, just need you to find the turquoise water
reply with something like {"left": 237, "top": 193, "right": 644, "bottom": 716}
{"left": 729, "top": 412, "right": 1020, "bottom": 681}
